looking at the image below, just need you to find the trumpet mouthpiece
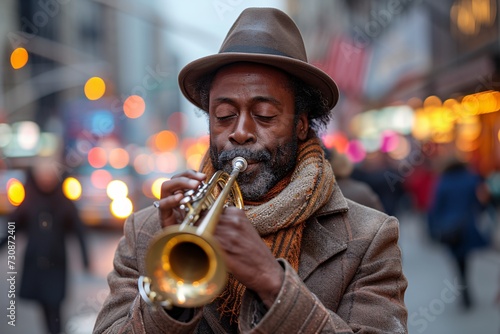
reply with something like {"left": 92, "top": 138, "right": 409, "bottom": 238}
{"left": 232, "top": 157, "right": 247, "bottom": 172}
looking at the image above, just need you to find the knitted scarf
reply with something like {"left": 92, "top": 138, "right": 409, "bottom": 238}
{"left": 199, "top": 135, "right": 334, "bottom": 324}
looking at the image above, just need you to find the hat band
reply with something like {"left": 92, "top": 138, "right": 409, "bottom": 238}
{"left": 221, "top": 45, "right": 293, "bottom": 58}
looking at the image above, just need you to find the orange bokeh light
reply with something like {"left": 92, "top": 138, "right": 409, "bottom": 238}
{"left": 123, "top": 95, "right": 146, "bottom": 119}
{"left": 10, "top": 47, "right": 29, "bottom": 69}
{"left": 109, "top": 148, "right": 130, "bottom": 169}
{"left": 155, "top": 130, "right": 178, "bottom": 152}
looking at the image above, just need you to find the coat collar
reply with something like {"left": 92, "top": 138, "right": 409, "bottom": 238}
{"left": 298, "top": 182, "right": 349, "bottom": 280}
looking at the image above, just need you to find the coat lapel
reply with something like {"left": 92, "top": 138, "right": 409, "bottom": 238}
{"left": 298, "top": 183, "right": 349, "bottom": 281}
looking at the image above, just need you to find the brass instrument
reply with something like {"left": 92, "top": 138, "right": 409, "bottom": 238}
{"left": 139, "top": 157, "right": 248, "bottom": 309}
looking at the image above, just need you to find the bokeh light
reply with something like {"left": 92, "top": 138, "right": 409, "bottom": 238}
{"left": 84, "top": 77, "right": 106, "bottom": 100}
{"left": 346, "top": 140, "right": 366, "bottom": 163}
{"left": 152, "top": 177, "right": 169, "bottom": 199}
{"left": 10, "top": 47, "right": 29, "bottom": 69}
{"left": 154, "top": 130, "right": 178, "bottom": 152}
{"left": 88, "top": 110, "right": 115, "bottom": 136}
{"left": 17, "top": 121, "right": 40, "bottom": 150}
{"left": 424, "top": 95, "right": 442, "bottom": 108}
{"left": 109, "top": 148, "right": 130, "bottom": 169}
{"left": 88, "top": 147, "right": 107, "bottom": 168}
{"left": 106, "top": 180, "right": 128, "bottom": 200}
{"left": 134, "top": 153, "right": 155, "bottom": 175}
{"left": 110, "top": 197, "right": 133, "bottom": 219}
{"left": 91, "top": 169, "right": 113, "bottom": 189}
{"left": 7, "top": 178, "right": 25, "bottom": 206}
{"left": 388, "top": 136, "right": 411, "bottom": 160}
{"left": 380, "top": 130, "right": 400, "bottom": 153}
{"left": 123, "top": 95, "right": 146, "bottom": 119}
{"left": 322, "top": 132, "right": 349, "bottom": 153}
{"left": 62, "top": 177, "right": 82, "bottom": 200}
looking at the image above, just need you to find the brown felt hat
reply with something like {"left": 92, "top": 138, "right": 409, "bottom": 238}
{"left": 178, "top": 7, "right": 339, "bottom": 111}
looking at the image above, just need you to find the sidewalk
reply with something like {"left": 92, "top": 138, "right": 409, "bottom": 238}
{"left": 399, "top": 211, "right": 500, "bottom": 334}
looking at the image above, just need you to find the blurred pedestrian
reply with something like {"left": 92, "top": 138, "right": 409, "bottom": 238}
{"left": 404, "top": 156, "right": 437, "bottom": 215}
{"left": 351, "top": 151, "right": 406, "bottom": 217}
{"left": 427, "top": 157, "right": 489, "bottom": 309}
{"left": 0, "top": 157, "right": 90, "bottom": 334}
{"left": 330, "top": 148, "right": 384, "bottom": 212}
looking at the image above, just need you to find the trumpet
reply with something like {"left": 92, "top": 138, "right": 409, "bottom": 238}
{"left": 139, "top": 157, "right": 248, "bottom": 309}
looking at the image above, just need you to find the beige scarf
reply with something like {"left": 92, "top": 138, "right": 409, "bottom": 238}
{"left": 200, "top": 135, "right": 334, "bottom": 323}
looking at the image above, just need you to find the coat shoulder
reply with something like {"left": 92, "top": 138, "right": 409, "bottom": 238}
{"left": 345, "top": 198, "right": 395, "bottom": 235}
{"left": 316, "top": 197, "right": 397, "bottom": 244}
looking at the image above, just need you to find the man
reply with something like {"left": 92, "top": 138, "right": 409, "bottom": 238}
{"left": 94, "top": 7, "right": 407, "bottom": 333}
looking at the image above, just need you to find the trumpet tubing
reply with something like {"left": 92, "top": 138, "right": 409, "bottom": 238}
{"left": 139, "top": 157, "right": 247, "bottom": 309}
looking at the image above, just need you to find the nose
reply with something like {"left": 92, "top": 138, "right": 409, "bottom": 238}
{"left": 228, "top": 113, "right": 256, "bottom": 145}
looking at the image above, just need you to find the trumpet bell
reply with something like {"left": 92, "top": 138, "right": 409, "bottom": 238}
{"left": 145, "top": 225, "right": 227, "bottom": 307}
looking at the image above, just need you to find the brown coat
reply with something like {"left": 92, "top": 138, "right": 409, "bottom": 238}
{"left": 93, "top": 184, "right": 408, "bottom": 333}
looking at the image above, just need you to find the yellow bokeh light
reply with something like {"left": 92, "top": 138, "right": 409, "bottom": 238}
{"left": 84, "top": 77, "right": 106, "bottom": 100}
{"left": 10, "top": 47, "right": 29, "bottom": 69}
{"left": 62, "top": 177, "right": 82, "bottom": 200}
{"left": 123, "top": 95, "right": 146, "bottom": 119}
{"left": 412, "top": 110, "right": 431, "bottom": 140}
{"left": 106, "top": 180, "right": 128, "bottom": 200}
{"left": 110, "top": 197, "right": 133, "bottom": 219}
{"left": 151, "top": 177, "right": 169, "bottom": 199}
{"left": 7, "top": 178, "right": 25, "bottom": 206}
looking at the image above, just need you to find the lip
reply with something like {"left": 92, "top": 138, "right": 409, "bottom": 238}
{"left": 243, "top": 161, "right": 259, "bottom": 173}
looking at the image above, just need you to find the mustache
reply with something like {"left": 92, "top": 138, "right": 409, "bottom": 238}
{"left": 218, "top": 148, "right": 271, "bottom": 164}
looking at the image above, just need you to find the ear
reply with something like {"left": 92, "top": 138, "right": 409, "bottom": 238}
{"left": 296, "top": 113, "right": 309, "bottom": 141}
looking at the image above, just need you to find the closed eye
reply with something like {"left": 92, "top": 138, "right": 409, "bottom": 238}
{"left": 254, "top": 115, "right": 276, "bottom": 122}
{"left": 215, "top": 114, "right": 236, "bottom": 121}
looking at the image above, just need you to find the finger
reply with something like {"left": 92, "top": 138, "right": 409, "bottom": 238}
{"left": 160, "top": 173, "right": 206, "bottom": 199}
{"left": 156, "top": 193, "right": 185, "bottom": 228}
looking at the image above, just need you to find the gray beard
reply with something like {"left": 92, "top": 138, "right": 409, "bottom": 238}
{"left": 209, "top": 141, "right": 298, "bottom": 201}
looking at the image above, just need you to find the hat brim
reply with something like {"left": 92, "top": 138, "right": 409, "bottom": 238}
{"left": 178, "top": 52, "right": 339, "bottom": 111}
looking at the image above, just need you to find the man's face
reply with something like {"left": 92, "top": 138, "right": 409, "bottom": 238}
{"left": 208, "top": 63, "right": 308, "bottom": 201}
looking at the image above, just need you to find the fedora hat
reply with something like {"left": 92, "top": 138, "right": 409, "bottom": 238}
{"left": 178, "top": 7, "right": 339, "bottom": 111}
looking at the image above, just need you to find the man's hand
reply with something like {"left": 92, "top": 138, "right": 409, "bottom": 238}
{"left": 215, "top": 207, "right": 284, "bottom": 308}
{"left": 156, "top": 170, "right": 206, "bottom": 228}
